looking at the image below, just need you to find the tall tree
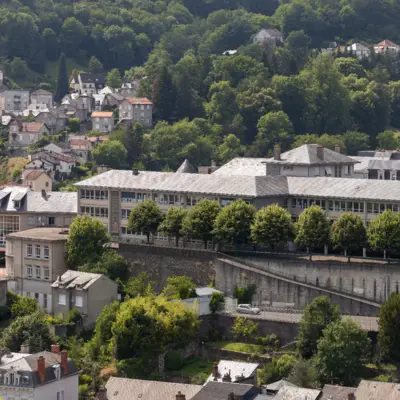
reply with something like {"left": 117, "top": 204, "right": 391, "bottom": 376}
{"left": 251, "top": 204, "right": 295, "bottom": 250}
{"left": 153, "top": 64, "right": 177, "bottom": 123}
{"left": 216, "top": 134, "right": 245, "bottom": 163}
{"left": 182, "top": 199, "right": 221, "bottom": 248}
{"left": 42, "top": 28, "right": 59, "bottom": 60}
{"left": 55, "top": 53, "right": 68, "bottom": 103}
{"left": 128, "top": 200, "right": 163, "bottom": 243}
{"left": 88, "top": 56, "right": 103, "bottom": 73}
{"left": 330, "top": 212, "right": 366, "bottom": 257}
{"left": 159, "top": 207, "right": 187, "bottom": 246}
{"left": 123, "top": 123, "right": 144, "bottom": 167}
{"left": 106, "top": 68, "right": 122, "bottom": 88}
{"left": 214, "top": 199, "right": 255, "bottom": 245}
{"left": 317, "top": 318, "right": 370, "bottom": 386}
{"left": 92, "top": 140, "right": 128, "bottom": 169}
{"left": 295, "top": 206, "right": 330, "bottom": 253}
{"left": 66, "top": 214, "right": 110, "bottom": 267}
{"left": 376, "top": 130, "right": 399, "bottom": 150}
{"left": 297, "top": 296, "right": 341, "bottom": 358}
{"left": 378, "top": 293, "right": 400, "bottom": 361}
{"left": 367, "top": 210, "right": 400, "bottom": 258}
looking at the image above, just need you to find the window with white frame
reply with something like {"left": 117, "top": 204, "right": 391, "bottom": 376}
{"left": 27, "top": 244, "right": 32, "bottom": 257}
{"left": 35, "top": 266, "right": 40, "bottom": 279}
{"left": 44, "top": 246, "right": 49, "bottom": 259}
{"left": 35, "top": 245, "right": 40, "bottom": 258}
{"left": 43, "top": 267, "right": 49, "bottom": 280}
{"left": 75, "top": 296, "right": 83, "bottom": 307}
{"left": 58, "top": 294, "right": 66, "bottom": 305}
{"left": 26, "top": 265, "right": 33, "bottom": 277}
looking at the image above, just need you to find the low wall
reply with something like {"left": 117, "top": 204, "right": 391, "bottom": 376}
{"left": 118, "top": 243, "right": 215, "bottom": 291}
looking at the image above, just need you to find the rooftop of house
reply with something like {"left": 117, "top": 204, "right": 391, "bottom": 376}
{"left": 206, "top": 360, "right": 259, "bottom": 383}
{"left": 7, "top": 227, "right": 69, "bottom": 242}
{"left": 195, "top": 287, "right": 223, "bottom": 297}
{"left": 0, "top": 186, "right": 77, "bottom": 213}
{"left": 76, "top": 169, "right": 400, "bottom": 202}
{"left": 51, "top": 270, "right": 104, "bottom": 290}
{"left": 126, "top": 97, "right": 152, "bottom": 105}
{"left": 79, "top": 72, "right": 106, "bottom": 84}
{"left": 69, "top": 138, "right": 91, "bottom": 147}
{"left": 0, "top": 350, "right": 78, "bottom": 387}
{"left": 348, "top": 42, "right": 370, "bottom": 51}
{"left": 273, "top": 387, "right": 321, "bottom": 400}
{"left": 265, "top": 379, "right": 297, "bottom": 392}
{"left": 213, "top": 157, "right": 267, "bottom": 176}
{"left": 352, "top": 156, "right": 400, "bottom": 173}
{"left": 256, "top": 28, "right": 283, "bottom": 37}
{"left": 17, "top": 122, "right": 45, "bottom": 133}
{"left": 375, "top": 39, "right": 399, "bottom": 47}
{"left": 265, "top": 144, "right": 357, "bottom": 165}
{"left": 354, "top": 380, "right": 400, "bottom": 400}
{"left": 43, "top": 143, "right": 65, "bottom": 154}
{"left": 31, "top": 89, "right": 53, "bottom": 96}
{"left": 104, "top": 377, "right": 202, "bottom": 400}
{"left": 24, "top": 170, "right": 49, "bottom": 181}
{"left": 320, "top": 384, "right": 356, "bottom": 400}
{"left": 91, "top": 111, "right": 113, "bottom": 118}
{"left": 176, "top": 159, "right": 197, "bottom": 173}
{"left": 191, "top": 381, "right": 259, "bottom": 400}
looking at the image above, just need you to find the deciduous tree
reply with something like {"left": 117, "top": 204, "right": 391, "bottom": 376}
{"left": 297, "top": 296, "right": 341, "bottom": 358}
{"left": 367, "top": 210, "right": 400, "bottom": 258}
{"left": 92, "top": 140, "right": 128, "bottom": 169}
{"left": 295, "top": 206, "right": 330, "bottom": 253}
{"left": 162, "top": 275, "right": 196, "bottom": 299}
{"left": 182, "top": 199, "right": 221, "bottom": 248}
{"left": 128, "top": 200, "right": 163, "bottom": 244}
{"left": 251, "top": 204, "right": 295, "bottom": 250}
{"left": 330, "top": 212, "right": 366, "bottom": 256}
{"left": 214, "top": 199, "right": 255, "bottom": 245}
{"left": 106, "top": 68, "right": 122, "bottom": 88}
{"left": 159, "top": 207, "right": 187, "bottom": 246}
{"left": 66, "top": 214, "right": 110, "bottom": 267}
{"left": 317, "top": 318, "right": 370, "bottom": 385}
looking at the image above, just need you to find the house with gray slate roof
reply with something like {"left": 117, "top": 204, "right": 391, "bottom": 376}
{"left": 0, "top": 346, "right": 79, "bottom": 400}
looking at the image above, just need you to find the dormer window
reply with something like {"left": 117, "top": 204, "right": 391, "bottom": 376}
{"left": 13, "top": 200, "right": 20, "bottom": 208}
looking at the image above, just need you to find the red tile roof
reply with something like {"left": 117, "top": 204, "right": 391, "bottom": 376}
{"left": 25, "top": 170, "right": 47, "bottom": 181}
{"left": 127, "top": 97, "right": 152, "bottom": 105}
{"left": 91, "top": 111, "right": 113, "bottom": 117}
{"left": 21, "top": 122, "right": 44, "bottom": 133}
{"left": 375, "top": 39, "right": 399, "bottom": 47}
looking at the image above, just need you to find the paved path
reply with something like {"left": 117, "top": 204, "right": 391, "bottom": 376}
{"left": 226, "top": 311, "right": 379, "bottom": 332}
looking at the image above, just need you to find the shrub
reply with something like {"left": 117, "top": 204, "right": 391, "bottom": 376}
{"left": 233, "top": 284, "right": 257, "bottom": 304}
{"left": 209, "top": 292, "right": 225, "bottom": 313}
{"left": 232, "top": 317, "right": 259, "bottom": 342}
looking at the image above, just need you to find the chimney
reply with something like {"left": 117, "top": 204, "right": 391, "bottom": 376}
{"left": 335, "top": 145, "right": 341, "bottom": 154}
{"left": 51, "top": 344, "right": 60, "bottom": 354}
{"left": 60, "top": 350, "right": 68, "bottom": 375}
{"left": 274, "top": 144, "right": 281, "bottom": 161}
{"left": 222, "top": 371, "right": 232, "bottom": 382}
{"left": 317, "top": 144, "right": 324, "bottom": 160}
{"left": 132, "top": 168, "right": 139, "bottom": 176}
{"left": 20, "top": 343, "right": 30, "bottom": 354}
{"left": 212, "top": 362, "right": 218, "bottom": 378}
{"left": 348, "top": 394, "right": 355, "bottom": 400}
{"left": 37, "top": 356, "right": 46, "bottom": 382}
{"left": 97, "top": 387, "right": 107, "bottom": 400}
{"left": 41, "top": 189, "right": 46, "bottom": 198}
{"left": 176, "top": 391, "right": 186, "bottom": 400}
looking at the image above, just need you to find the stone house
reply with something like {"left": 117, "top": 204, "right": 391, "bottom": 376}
{"left": 118, "top": 97, "right": 153, "bottom": 128}
{"left": 347, "top": 43, "right": 371, "bottom": 59}
{"left": 9, "top": 121, "right": 50, "bottom": 147}
{"left": 35, "top": 109, "right": 68, "bottom": 134}
{"left": 30, "top": 89, "right": 54, "bottom": 108}
{"left": 0, "top": 89, "right": 29, "bottom": 112}
{"left": 91, "top": 111, "right": 115, "bottom": 132}
{"left": 23, "top": 170, "right": 52, "bottom": 192}
{"left": 51, "top": 270, "right": 118, "bottom": 327}
{"left": 5, "top": 227, "right": 70, "bottom": 312}
{"left": 70, "top": 72, "right": 106, "bottom": 95}
{"left": 374, "top": 39, "right": 400, "bottom": 54}
{"left": 252, "top": 28, "right": 284, "bottom": 45}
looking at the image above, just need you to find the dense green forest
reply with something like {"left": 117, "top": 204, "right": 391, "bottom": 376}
{"left": 3, "top": 0, "right": 400, "bottom": 168}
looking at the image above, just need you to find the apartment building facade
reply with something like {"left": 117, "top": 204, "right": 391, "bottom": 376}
{"left": 5, "top": 228, "right": 69, "bottom": 312}
{"left": 119, "top": 97, "right": 153, "bottom": 128}
{"left": 91, "top": 111, "right": 114, "bottom": 132}
{"left": 75, "top": 169, "right": 400, "bottom": 241}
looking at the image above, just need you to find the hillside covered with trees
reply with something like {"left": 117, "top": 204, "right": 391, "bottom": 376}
{"left": 3, "top": 0, "right": 400, "bottom": 168}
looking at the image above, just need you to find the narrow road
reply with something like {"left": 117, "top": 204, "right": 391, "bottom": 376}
{"left": 226, "top": 311, "right": 379, "bottom": 332}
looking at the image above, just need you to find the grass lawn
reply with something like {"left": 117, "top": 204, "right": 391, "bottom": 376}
{"left": 209, "top": 341, "right": 265, "bottom": 355}
{"left": 45, "top": 57, "right": 87, "bottom": 81}
{"left": 169, "top": 356, "right": 213, "bottom": 383}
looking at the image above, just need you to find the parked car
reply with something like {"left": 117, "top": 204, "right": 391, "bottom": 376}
{"left": 236, "top": 304, "right": 261, "bottom": 315}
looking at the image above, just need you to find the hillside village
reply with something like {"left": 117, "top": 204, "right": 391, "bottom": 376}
{"left": 2, "top": 3, "right": 400, "bottom": 398}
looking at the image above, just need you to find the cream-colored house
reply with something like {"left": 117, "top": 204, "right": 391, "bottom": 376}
{"left": 5, "top": 227, "right": 70, "bottom": 312}
{"left": 23, "top": 170, "right": 52, "bottom": 191}
{"left": 52, "top": 270, "right": 118, "bottom": 327}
